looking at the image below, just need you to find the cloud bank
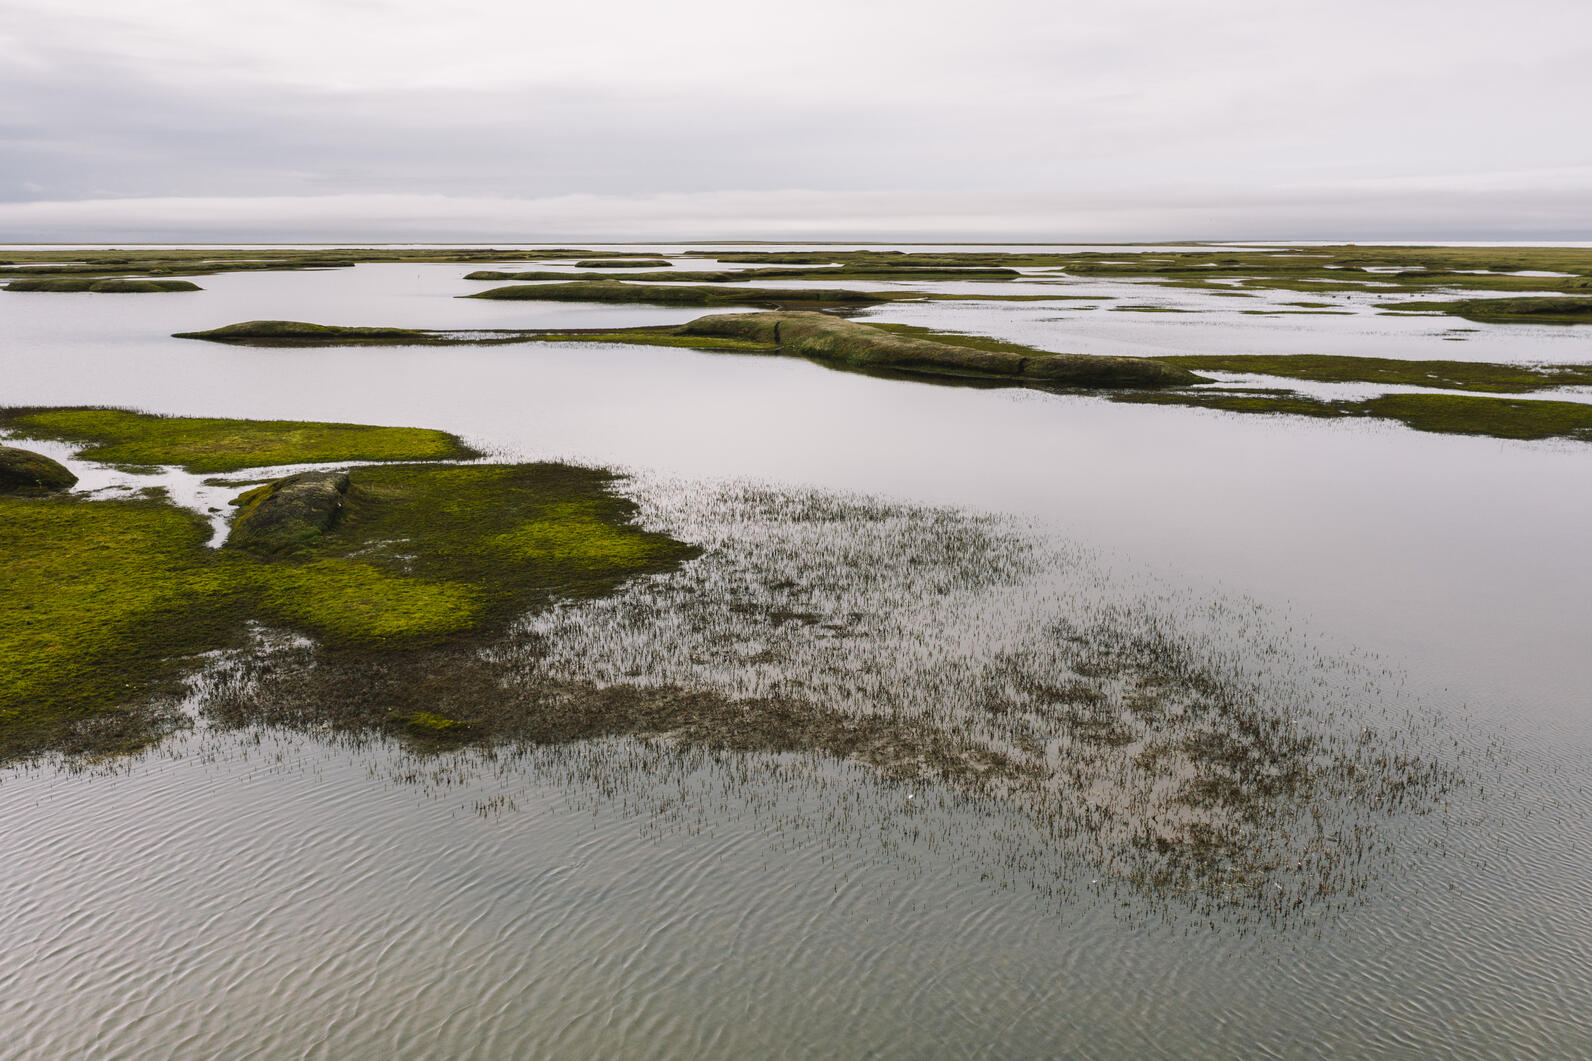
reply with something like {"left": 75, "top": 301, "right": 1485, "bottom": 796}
{"left": 2, "top": 0, "right": 1589, "bottom": 240}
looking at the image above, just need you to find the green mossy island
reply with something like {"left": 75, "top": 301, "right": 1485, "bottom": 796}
{"left": 6, "top": 278, "right": 202, "bottom": 293}
{"left": 168, "top": 314, "right": 1201, "bottom": 388}
{"left": 173, "top": 320, "right": 442, "bottom": 344}
{"left": 1115, "top": 388, "right": 1592, "bottom": 442}
{"left": 0, "top": 445, "right": 78, "bottom": 492}
{"left": 464, "top": 266, "right": 1022, "bottom": 283}
{"left": 575, "top": 259, "right": 672, "bottom": 268}
{"left": 466, "top": 280, "right": 890, "bottom": 308}
{"left": 0, "top": 407, "right": 475, "bottom": 472}
{"left": 1159, "top": 354, "right": 1592, "bottom": 393}
{"left": 0, "top": 409, "right": 694, "bottom": 762}
{"left": 675, "top": 311, "right": 1204, "bottom": 387}
{"left": 1378, "top": 297, "right": 1592, "bottom": 324}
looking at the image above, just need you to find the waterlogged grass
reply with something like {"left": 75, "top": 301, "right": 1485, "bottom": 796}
{"left": 1380, "top": 297, "right": 1592, "bottom": 324}
{"left": 195, "top": 480, "right": 1467, "bottom": 925}
{"left": 0, "top": 407, "right": 474, "bottom": 472}
{"left": 0, "top": 438, "right": 694, "bottom": 760}
{"left": 1160, "top": 354, "right": 1592, "bottom": 393}
{"left": 0, "top": 495, "right": 245, "bottom": 759}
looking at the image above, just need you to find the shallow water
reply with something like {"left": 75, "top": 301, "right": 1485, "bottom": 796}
{"left": 4, "top": 248, "right": 1591, "bottom": 1057}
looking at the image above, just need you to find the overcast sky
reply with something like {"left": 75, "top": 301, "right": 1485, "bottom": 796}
{"left": 2, "top": 0, "right": 1589, "bottom": 241}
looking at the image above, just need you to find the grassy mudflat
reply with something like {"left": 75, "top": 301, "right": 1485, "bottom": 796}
{"left": 677, "top": 311, "right": 1203, "bottom": 386}
{"left": 1380, "top": 297, "right": 1592, "bottom": 324}
{"left": 0, "top": 410, "right": 692, "bottom": 761}
{"left": 6, "top": 278, "right": 201, "bottom": 292}
{"left": 680, "top": 245, "right": 1592, "bottom": 299}
{"left": 0, "top": 407, "right": 474, "bottom": 472}
{"left": 465, "top": 266, "right": 1022, "bottom": 283}
{"left": 172, "top": 313, "right": 1200, "bottom": 387}
{"left": 0, "top": 246, "right": 653, "bottom": 281}
{"left": 1160, "top": 354, "right": 1592, "bottom": 393}
{"left": 466, "top": 280, "right": 891, "bottom": 308}
{"left": 173, "top": 320, "right": 441, "bottom": 344}
{"left": 1117, "top": 389, "right": 1592, "bottom": 441}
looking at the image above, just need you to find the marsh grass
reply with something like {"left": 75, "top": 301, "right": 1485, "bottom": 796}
{"left": 0, "top": 407, "right": 475, "bottom": 472}
{"left": 1114, "top": 389, "right": 1592, "bottom": 442}
{"left": 1159, "top": 354, "right": 1592, "bottom": 394}
{"left": 196, "top": 479, "right": 1467, "bottom": 925}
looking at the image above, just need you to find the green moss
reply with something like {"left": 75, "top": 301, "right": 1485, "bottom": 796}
{"left": 522, "top": 329, "right": 777, "bottom": 352}
{"left": 174, "top": 320, "right": 438, "bottom": 344}
{"left": 1114, "top": 388, "right": 1592, "bottom": 442}
{"left": 466, "top": 280, "right": 889, "bottom": 307}
{"left": 6, "top": 278, "right": 201, "bottom": 292}
{"left": 678, "top": 311, "right": 1203, "bottom": 387}
{"left": 1114, "top": 390, "right": 1349, "bottom": 418}
{"left": 1379, "top": 297, "right": 1592, "bottom": 325}
{"left": 466, "top": 266, "right": 1020, "bottom": 284}
{"left": 0, "top": 495, "right": 249, "bottom": 760}
{"left": 575, "top": 259, "right": 672, "bottom": 268}
{"left": 0, "top": 444, "right": 695, "bottom": 761}
{"left": 398, "top": 710, "right": 472, "bottom": 736}
{"left": 1159, "top": 354, "right": 1592, "bottom": 393}
{"left": 255, "top": 559, "right": 483, "bottom": 642}
{"left": 1, "top": 407, "right": 475, "bottom": 472}
{"left": 1365, "top": 393, "right": 1592, "bottom": 440}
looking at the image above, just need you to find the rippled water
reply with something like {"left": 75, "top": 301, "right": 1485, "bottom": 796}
{"left": 3, "top": 248, "right": 1591, "bottom": 1057}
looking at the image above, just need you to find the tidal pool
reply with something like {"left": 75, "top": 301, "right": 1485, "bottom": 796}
{"left": 3, "top": 247, "right": 1590, "bottom": 1057}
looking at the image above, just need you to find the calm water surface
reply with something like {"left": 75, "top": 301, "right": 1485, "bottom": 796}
{"left": 2, "top": 251, "right": 1590, "bottom": 1057}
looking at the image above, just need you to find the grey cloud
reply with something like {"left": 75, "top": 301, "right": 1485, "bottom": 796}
{"left": 0, "top": 0, "right": 1589, "bottom": 239}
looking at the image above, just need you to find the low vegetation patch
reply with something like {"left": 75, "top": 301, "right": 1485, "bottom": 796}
{"left": 0, "top": 407, "right": 474, "bottom": 472}
{"left": 575, "top": 259, "right": 672, "bottom": 268}
{"left": 677, "top": 311, "right": 1203, "bottom": 387}
{"left": 7, "top": 278, "right": 201, "bottom": 293}
{"left": 465, "top": 280, "right": 890, "bottom": 308}
{"left": 1160, "top": 353, "right": 1592, "bottom": 393}
{"left": 1380, "top": 297, "right": 1592, "bottom": 324}
{"left": 174, "top": 320, "right": 440, "bottom": 344}
{"left": 0, "top": 417, "right": 694, "bottom": 761}
{"left": 1114, "top": 388, "right": 1592, "bottom": 441}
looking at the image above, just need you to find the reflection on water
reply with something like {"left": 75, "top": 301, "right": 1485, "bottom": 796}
{"left": 4, "top": 250, "right": 1592, "bottom": 1057}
